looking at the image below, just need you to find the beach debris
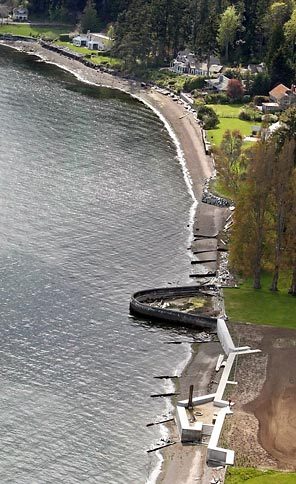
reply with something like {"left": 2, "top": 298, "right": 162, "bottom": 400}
{"left": 187, "top": 385, "right": 194, "bottom": 409}
{"left": 146, "top": 441, "right": 176, "bottom": 453}
{"left": 164, "top": 341, "right": 183, "bottom": 345}
{"left": 153, "top": 375, "right": 179, "bottom": 379}
{"left": 194, "top": 335, "right": 212, "bottom": 343}
{"left": 189, "top": 272, "right": 216, "bottom": 278}
{"left": 146, "top": 417, "right": 174, "bottom": 427}
{"left": 150, "top": 392, "right": 180, "bottom": 398}
{"left": 215, "top": 354, "right": 225, "bottom": 372}
{"left": 191, "top": 259, "right": 217, "bottom": 264}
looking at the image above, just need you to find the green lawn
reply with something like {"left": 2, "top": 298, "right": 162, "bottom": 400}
{"left": 226, "top": 467, "right": 296, "bottom": 483}
{"left": 0, "top": 24, "right": 70, "bottom": 39}
{"left": 224, "top": 273, "right": 296, "bottom": 329}
{"left": 54, "top": 41, "right": 123, "bottom": 69}
{"left": 208, "top": 103, "right": 244, "bottom": 117}
{"left": 206, "top": 103, "right": 259, "bottom": 146}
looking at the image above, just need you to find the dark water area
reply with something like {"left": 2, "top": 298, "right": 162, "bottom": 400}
{"left": 0, "top": 45, "right": 196, "bottom": 483}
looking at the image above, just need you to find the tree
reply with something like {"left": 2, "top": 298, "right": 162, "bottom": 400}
{"left": 214, "top": 129, "right": 244, "bottom": 194}
{"left": 269, "top": 139, "right": 295, "bottom": 291}
{"left": 268, "top": 1, "right": 292, "bottom": 26}
{"left": 275, "top": 106, "right": 296, "bottom": 162}
{"left": 286, "top": 168, "right": 296, "bottom": 295}
{"left": 150, "top": 0, "right": 188, "bottom": 63}
{"left": 250, "top": 72, "right": 271, "bottom": 96}
{"left": 230, "top": 140, "right": 273, "bottom": 289}
{"left": 195, "top": 104, "right": 219, "bottom": 129}
{"left": 284, "top": 9, "right": 296, "bottom": 59}
{"left": 269, "top": 46, "right": 295, "bottom": 87}
{"left": 217, "top": 5, "right": 241, "bottom": 62}
{"left": 81, "top": 0, "right": 101, "bottom": 33}
{"left": 190, "top": 0, "right": 219, "bottom": 70}
{"left": 114, "top": 0, "right": 153, "bottom": 71}
{"left": 227, "top": 78, "right": 244, "bottom": 99}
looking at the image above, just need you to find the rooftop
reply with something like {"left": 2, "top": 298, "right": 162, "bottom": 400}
{"left": 269, "top": 83, "right": 293, "bottom": 100}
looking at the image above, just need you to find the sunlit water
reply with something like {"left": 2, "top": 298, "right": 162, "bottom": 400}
{"left": 0, "top": 45, "right": 197, "bottom": 483}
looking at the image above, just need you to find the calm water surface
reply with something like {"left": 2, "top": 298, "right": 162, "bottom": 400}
{"left": 0, "top": 45, "right": 196, "bottom": 483}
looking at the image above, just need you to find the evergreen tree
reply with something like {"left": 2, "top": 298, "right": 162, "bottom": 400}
{"left": 217, "top": 5, "right": 241, "bottom": 62}
{"left": 269, "top": 46, "right": 294, "bottom": 87}
{"left": 114, "top": 0, "right": 152, "bottom": 70}
{"left": 81, "top": 0, "right": 101, "bottom": 33}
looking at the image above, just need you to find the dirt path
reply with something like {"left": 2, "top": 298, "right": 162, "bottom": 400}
{"left": 225, "top": 324, "right": 296, "bottom": 470}
{"left": 246, "top": 329, "right": 296, "bottom": 468}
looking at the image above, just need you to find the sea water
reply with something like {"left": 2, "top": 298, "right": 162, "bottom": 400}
{"left": 0, "top": 45, "right": 195, "bottom": 483}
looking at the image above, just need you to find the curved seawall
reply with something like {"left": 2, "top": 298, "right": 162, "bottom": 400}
{"left": 130, "top": 286, "right": 217, "bottom": 331}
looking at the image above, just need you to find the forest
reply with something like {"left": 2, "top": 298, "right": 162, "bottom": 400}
{"left": 21, "top": 0, "right": 296, "bottom": 81}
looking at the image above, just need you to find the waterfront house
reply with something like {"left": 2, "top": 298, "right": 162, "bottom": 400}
{"left": 72, "top": 32, "right": 113, "bottom": 51}
{"left": 87, "top": 33, "right": 112, "bottom": 51}
{"left": 73, "top": 35, "right": 88, "bottom": 47}
{"left": 12, "top": 6, "right": 28, "bottom": 21}
{"left": 205, "top": 74, "right": 230, "bottom": 92}
{"left": 170, "top": 51, "right": 222, "bottom": 76}
{"left": 268, "top": 83, "right": 296, "bottom": 110}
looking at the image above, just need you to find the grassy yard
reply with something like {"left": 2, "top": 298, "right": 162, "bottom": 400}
{"left": 226, "top": 467, "right": 296, "bottom": 483}
{"left": 224, "top": 272, "right": 296, "bottom": 329}
{"left": 54, "top": 41, "right": 123, "bottom": 69}
{"left": 208, "top": 104, "right": 244, "bottom": 117}
{"left": 0, "top": 23, "right": 70, "bottom": 39}
{"left": 206, "top": 103, "right": 259, "bottom": 146}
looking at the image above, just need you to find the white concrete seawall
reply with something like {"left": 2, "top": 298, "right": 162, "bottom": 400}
{"left": 175, "top": 319, "right": 261, "bottom": 466}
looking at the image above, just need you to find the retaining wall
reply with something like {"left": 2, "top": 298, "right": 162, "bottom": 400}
{"left": 130, "top": 286, "right": 217, "bottom": 331}
{"left": 217, "top": 318, "right": 235, "bottom": 355}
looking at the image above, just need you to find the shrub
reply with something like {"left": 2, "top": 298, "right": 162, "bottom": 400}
{"left": 227, "top": 79, "right": 244, "bottom": 100}
{"left": 183, "top": 76, "right": 206, "bottom": 92}
{"left": 253, "top": 95, "right": 269, "bottom": 106}
{"left": 195, "top": 104, "right": 219, "bottom": 129}
{"left": 204, "top": 92, "right": 229, "bottom": 104}
{"left": 59, "top": 33, "right": 70, "bottom": 42}
{"left": 242, "top": 94, "right": 251, "bottom": 103}
{"left": 254, "top": 113, "right": 263, "bottom": 122}
{"left": 262, "top": 114, "right": 278, "bottom": 123}
{"left": 224, "top": 68, "right": 242, "bottom": 79}
{"left": 239, "top": 110, "right": 252, "bottom": 121}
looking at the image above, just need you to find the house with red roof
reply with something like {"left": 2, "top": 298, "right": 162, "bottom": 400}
{"left": 269, "top": 83, "right": 296, "bottom": 109}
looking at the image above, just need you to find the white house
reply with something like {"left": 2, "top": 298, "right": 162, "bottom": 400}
{"left": 87, "top": 33, "right": 112, "bottom": 51}
{"left": 12, "top": 6, "right": 28, "bottom": 21}
{"left": 170, "top": 51, "right": 222, "bottom": 76}
{"left": 73, "top": 35, "right": 88, "bottom": 47}
{"left": 72, "top": 32, "right": 113, "bottom": 51}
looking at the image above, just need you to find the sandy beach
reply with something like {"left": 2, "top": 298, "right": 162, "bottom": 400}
{"left": 2, "top": 40, "right": 227, "bottom": 483}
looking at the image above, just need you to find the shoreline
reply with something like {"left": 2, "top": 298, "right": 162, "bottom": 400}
{"left": 1, "top": 40, "right": 225, "bottom": 483}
